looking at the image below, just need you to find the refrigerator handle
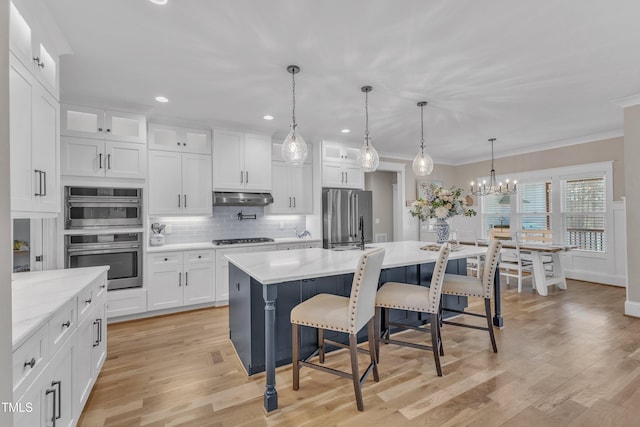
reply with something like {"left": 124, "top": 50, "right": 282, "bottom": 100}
{"left": 352, "top": 193, "right": 357, "bottom": 238}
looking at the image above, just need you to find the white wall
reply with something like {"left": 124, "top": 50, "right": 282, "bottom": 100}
{"left": 1, "top": 0, "right": 15, "bottom": 424}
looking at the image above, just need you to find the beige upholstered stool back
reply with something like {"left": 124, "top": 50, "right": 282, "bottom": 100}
{"left": 348, "top": 248, "right": 385, "bottom": 334}
{"left": 427, "top": 243, "right": 451, "bottom": 313}
{"left": 482, "top": 240, "right": 503, "bottom": 298}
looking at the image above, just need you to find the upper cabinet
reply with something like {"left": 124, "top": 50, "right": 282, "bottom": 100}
{"left": 60, "top": 137, "right": 147, "bottom": 179}
{"left": 10, "top": 54, "right": 60, "bottom": 215}
{"left": 267, "top": 143, "right": 313, "bottom": 215}
{"left": 321, "top": 141, "right": 364, "bottom": 190}
{"left": 9, "top": 1, "right": 60, "bottom": 99}
{"left": 61, "top": 104, "right": 147, "bottom": 144}
{"left": 148, "top": 124, "right": 211, "bottom": 155}
{"left": 148, "top": 151, "right": 212, "bottom": 216}
{"left": 212, "top": 129, "right": 272, "bottom": 192}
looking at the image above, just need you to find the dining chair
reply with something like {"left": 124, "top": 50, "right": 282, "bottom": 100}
{"left": 499, "top": 233, "right": 533, "bottom": 293}
{"left": 440, "top": 240, "right": 502, "bottom": 353}
{"left": 452, "top": 229, "right": 483, "bottom": 278}
{"left": 290, "top": 247, "right": 385, "bottom": 412}
{"left": 374, "top": 243, "right": 451, "bottom": 376}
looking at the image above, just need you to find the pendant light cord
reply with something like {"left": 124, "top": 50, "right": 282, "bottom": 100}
{"left": 291, "top": 71, "right": 297, "bottom": 129}
{"left": 364, "top": 90, "right": 370, "bottom": 146}
{"left": 420, "top": 104, "right": 425, "bottom": 153}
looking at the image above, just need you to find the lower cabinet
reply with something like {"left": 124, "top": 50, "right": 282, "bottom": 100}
{"left": 12, "top": 270, "right": 108, "bottom": 427}
{"left": 215, "top": 245, "right": 276, "bottom": 305}
{"left": 147, "top": 250, "right": 215, "bottom": 311}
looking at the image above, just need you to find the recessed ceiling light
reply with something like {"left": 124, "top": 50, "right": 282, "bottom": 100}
{"left": 341, "top": 129, "right": 350, "bottom": 133}
{"left": 263, "top": 115, "right": 274, "bottom": 120}
{"left": 149, "top": 0, "right": 168, "bottom": 5}
{"left": 155, "top": 96, "right": 169, "bottom": 103}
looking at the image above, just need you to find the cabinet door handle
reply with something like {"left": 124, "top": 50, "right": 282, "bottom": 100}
{"left": 97, "top": 318, "right": 102, "bottom": 344}
{"left": 177, "top": 141, "right": 181, "bottom": 146}
{"left": 62, "top": 320, "right": 71, "bottom": 328}
{"left": 51, "top": 380, "right": 62, "bottom": 420}
{"left": 245, "top": 171, "right": 248, "bottom": 184}
{"left": 184, "top": 194, "right": 187, "bottom": 208}
{"left": 345, "top": 172, "right": 348, "bottom": 184}
{"left": 24, "top": 357, "right": 36, "bottom": 369}
{"left": 185, "top": 272, "right": 188, "bottom": 286}
{"left": 293, "top": 197, "right": 296, "bottom": 208}
{"left": 341, "top": 172, "right": 344, "bottom": 183}
{"left": 178, "top": 194, "right": 181, "bottom": 207}
{"left": 33, "top": 170, "right": 41, "bottom": 196}
{"left": 289, "top": 197, "right": 291, "bottom": 208}
{"left": 42, "top": 171, "right": 47, "bottom": 196}
{"left": 98, "top": 127, "right": 103, "bottom": 132}
{"left": 99, "top": 153, "right": 103, "bottom": 169}
{"left": 45, "top": 387, "right": 57, "bottom": 427}
{"left": 178, "top": 272, "right": 182, "bottom": 286}
{"left": 240, "top": 170, "right": 243, "bottom": 183}
{"left": 93, "top": 320, "right": 100, "bottom": 347}
{"left": 106, "top": 128, "right": 111, "bottom": 133}
{"left": 107, "top": 153, "right": 111, "bottom": 170}
{"left": 85, "top": 298, "right": 92, "bottom": 304}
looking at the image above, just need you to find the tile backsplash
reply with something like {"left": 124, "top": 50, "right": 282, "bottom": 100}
{"left": 150, "top": 207, "right": 307, "bottom": 245}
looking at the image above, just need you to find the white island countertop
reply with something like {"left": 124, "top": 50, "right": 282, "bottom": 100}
{"left": 12, "top": 266, "right": 109, "bottom": 349}
{"left": 226, "top": 241, "right": 486, "bottom": 285}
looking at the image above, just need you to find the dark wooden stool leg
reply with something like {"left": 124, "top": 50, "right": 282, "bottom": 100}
{"left": 349, "top": 334, "right": 364, "bottom": 411}
{"left": 368, "top": 318, "right": 379, "bottom": 382}
{"left": 292, "top": 323, "right": 300, "bottom": 390}
{"left": 430, "top": 313, "right": 443, "bottom": 377}
{"left": 318, "top": 328, "right": 325, "bottom": 363}
{"left": 485, "top": 298, "right": 498, "bottom": 353}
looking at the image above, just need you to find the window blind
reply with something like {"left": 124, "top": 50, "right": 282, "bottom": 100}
{"left": 562, "top": 177, "right": 606, "bottom": 252}
{"left": 519, "top": 181, "right": 551, "bottom": 230}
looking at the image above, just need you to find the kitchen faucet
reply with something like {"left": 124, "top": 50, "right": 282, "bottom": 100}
{"left": 359, "top": 215, "right": 365, "bottom": 250}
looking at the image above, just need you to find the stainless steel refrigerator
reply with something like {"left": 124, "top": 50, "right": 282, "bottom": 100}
{"left": 322, "top": 189, "right": 373, "bottom": 249}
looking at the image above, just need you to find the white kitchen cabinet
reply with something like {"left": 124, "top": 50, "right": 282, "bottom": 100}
{"left": 147, "top": 250, "right": 215, "bottom": 311}
{"left": 322, "top": 162, "right": 364, "bottom": 189}
{"left": 148, "top": 123, "right": 211, "bottom": 154}
{"left": 322, "top": 142, "right": 360, "bottom": 164}
{"left": 60, "top": 136, "right": 147, "bottom": 179}
{"left": 74, "top": 276, "right": 108, "bottom": 414}
{"left": 9, "top": 54, "right": 60, "bottom": 215}
{"left": 148, "top": 150, "right": 212, "bottom": 215}
{"left": 267, "top": 162, "right": 313, "bottom": 214}
{"left": 61, "top": 104, "right": 147, "bottom": 143}
{"left": 9, "top": 1, "right": 60, "bottom": 98}
{"left": 321, "top": 141, "right": 364, "bottom": 189}
{"left": 14, "top": 338, "right": 75, "bottom": 427}
{"left": 212, "top": 129, "right": 272, "bottom": 192}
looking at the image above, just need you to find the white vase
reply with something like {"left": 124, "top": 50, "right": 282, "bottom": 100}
{"left": 434, "top": 218, "right": 450, "bottom": 243}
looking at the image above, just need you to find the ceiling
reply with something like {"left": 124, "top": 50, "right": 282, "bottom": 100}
{"left": 45, "top": 0, "right": 640, "bottom": 165}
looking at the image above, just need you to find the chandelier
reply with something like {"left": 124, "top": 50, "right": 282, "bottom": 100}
{"left": 470, "top": 138, "right": 517, "bottom": 196}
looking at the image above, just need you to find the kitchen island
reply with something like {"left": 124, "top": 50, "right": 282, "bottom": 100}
{"left": 226, "top": 241, "right": 500, "bottom": 412}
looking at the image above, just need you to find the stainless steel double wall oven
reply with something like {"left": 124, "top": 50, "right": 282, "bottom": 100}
{"left": 64, "top": 186, "right": 143, "bottom": 290}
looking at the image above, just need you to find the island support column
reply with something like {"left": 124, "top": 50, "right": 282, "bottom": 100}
{"left": 263, "top": 285, "right": 278, "bottom": 411}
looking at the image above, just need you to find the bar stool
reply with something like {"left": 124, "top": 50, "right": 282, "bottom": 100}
{"left": 374, "top": 243, "right": 451, "bottom": 376}
{"left": 290, "top": 248, "right": 385, "bottom": 412}
{"left": 440, "top": 240, "right": 502, "bottom": 353}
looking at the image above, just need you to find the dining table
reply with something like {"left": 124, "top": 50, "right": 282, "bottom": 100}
{"left": 462, "top": 240, "right": 574, "bottom": 296}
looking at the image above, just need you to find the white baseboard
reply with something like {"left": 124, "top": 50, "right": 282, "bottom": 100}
{"left": 565, "top": 270, "right": 626, "bottom": 287}
{"left": 108, "top": 301, "right": 221, "bottom": 323}
{"left": 625, "top": 300, "right": 640, "bottom": 318}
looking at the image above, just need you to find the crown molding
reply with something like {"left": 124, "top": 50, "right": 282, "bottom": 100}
{"left": 612, "top": 93, "right": 640, "bottom": 108}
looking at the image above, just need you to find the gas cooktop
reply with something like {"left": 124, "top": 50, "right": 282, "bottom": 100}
{"left": 212, "top": 237, "right": 275, "bottom": 246}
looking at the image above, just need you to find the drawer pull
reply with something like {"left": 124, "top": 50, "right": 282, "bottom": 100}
{"left": 62, "top": 321, "right": 71, "bottom": 328}
{"left": 100, "top": 283, "right": 106, "bottom": 289}
{"left": 164, "top": 258, "right": 168, "bottom": 261}
{"left": 24, "top": 358, "right": 36, "bottom": 369}
{"left": 85, "top": 298, "right": 92, "bottom": 304}
{"left": 198, "top": 255, "right": 202, "bottom": 259}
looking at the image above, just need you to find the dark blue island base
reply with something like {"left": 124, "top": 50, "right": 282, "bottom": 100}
{"left": 228, "top": 256, "right": 504, "bottom": 412}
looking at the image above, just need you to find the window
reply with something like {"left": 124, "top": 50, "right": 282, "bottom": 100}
{"left": 518, "top": 181, "right": 551, "bottom": 231}
{"left": 562, "top": 177, "right": 606, "bottom": 252}
{"left": 481, "top": 192, "right": 510, "bottom": 239}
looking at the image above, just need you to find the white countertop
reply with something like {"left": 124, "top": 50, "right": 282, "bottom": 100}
{"left": 226, "top": 241, "right": 487, "bottom": 285}
{"left": 146, "top": 238, "right": 321, "bottom": 253}
{"left": 12, "top": 266, "right": 109, "bottom": 350}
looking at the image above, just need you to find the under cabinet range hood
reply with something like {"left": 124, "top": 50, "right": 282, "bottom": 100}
{"left": 213, "top": 192, "right": 274, "bottom": 207}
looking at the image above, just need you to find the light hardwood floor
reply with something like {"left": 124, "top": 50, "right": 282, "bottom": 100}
{"left": 79, "top": 279, "right": 640, "bottom": 426}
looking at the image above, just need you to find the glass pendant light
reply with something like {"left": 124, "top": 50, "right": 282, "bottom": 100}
{"left": 281, "top": 65, "right": 308, "bottom": 165}
{"left": 358, "top": 85, "right": 379, "bottom": 172}
{"left": 412, "top": 101, "right": 434, "bottom": 176}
